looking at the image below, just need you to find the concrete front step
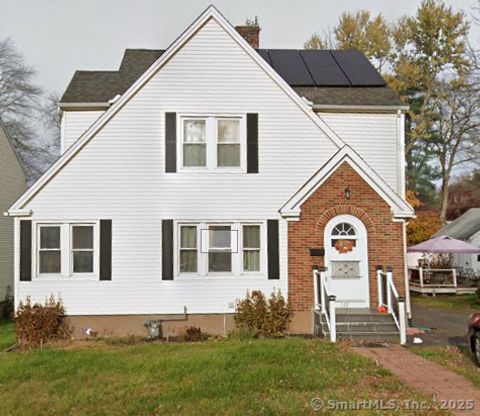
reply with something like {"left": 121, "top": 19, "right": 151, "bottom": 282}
{"left": 325, "top": 331, "right": 400, "bottom": 341}
{"left": 313, "top": 309, "right": 400, "bottom": 341}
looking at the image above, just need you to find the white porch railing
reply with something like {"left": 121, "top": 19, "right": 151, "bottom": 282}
{"left": 377, "top": 267, "right": 407, "bottom": 345}
{"left": 409, "top": 267, "right": 457, "bottom": 288}
{"left": 313, "top": 267, "right": 336, "bottom": 342}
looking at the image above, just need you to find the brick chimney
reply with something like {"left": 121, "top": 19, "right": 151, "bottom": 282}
{"left": 235, "top": 25, "right": 261, "bottom": 48}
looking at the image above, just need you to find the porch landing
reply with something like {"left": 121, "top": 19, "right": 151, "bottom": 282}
{"left": 314, "top": 308, "right": 400, "bottom": 341}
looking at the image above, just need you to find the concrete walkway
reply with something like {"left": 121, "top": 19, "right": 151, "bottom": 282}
{"left": 354, "top": 345, "right": 480, "bottom": 415}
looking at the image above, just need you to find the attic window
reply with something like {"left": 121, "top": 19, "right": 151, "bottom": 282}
{"left": 179, "top": 115, "right": 245, "bottom": 171}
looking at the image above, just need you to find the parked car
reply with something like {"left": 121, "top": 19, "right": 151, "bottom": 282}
{"left": 468, "top": 313, "right": 480, "bottom": 365}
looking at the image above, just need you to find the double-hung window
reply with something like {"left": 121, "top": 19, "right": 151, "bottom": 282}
{"left": 183, "top": 119, "right": 206, "bottom": 167}
{"left": 208, "top": 225, "right": 232, "bottom": 272}
{"left": 217, "top": 120, "right": 240, "bottom": 167}
{"left": 36, "top": 222, "right": 97, "bottom": 278}
{"left": 38, "top": 225, "right": 62, "bottom": 274}
{"left": 177, "top": 222, "right": 263, "bottom": 276}
{"left": 179, "top": 225, "right": 198, "bottom": 273}
{"left": 180, "top": 116, "right": 244, "bottom": 171}
{"left": 71, "top": 225, "right": 94, "bottom": 273}
{"left": 243, "top": 225, "right": 261, "bottom": 272}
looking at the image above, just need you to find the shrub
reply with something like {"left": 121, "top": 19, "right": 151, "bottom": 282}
{"left": 234, "top": 290, "right": 292, "bottom": 337}
{"left": 180, "top": 326, "right": 208, "bottom": 342}
{"left": 15, "top": 296, "right": 72, "bottom": 349}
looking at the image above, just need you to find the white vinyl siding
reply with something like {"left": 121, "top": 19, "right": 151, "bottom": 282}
{"left": 317, "top": 112, "right": 401, "bottom": 193}
{"left": 61, "top": 111, "right": 104, "bottom": 152}
{"left": 16, "top": 18, "right": 401, "bottom": 315}
{"left": 0, "top": 125, "right": 26, "bottom": 301}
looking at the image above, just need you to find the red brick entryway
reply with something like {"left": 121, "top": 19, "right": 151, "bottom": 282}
{"left": 287, "top": 162, "right": 406, "bottom": 333}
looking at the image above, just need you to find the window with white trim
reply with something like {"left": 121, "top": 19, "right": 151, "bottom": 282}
{"left": 217, "top": 119, "right": 240, "bottom": 167}
{"left": 183, "top": 119, "right": 206, "bottom": 167}
{"left": 243, "top": 225, "right": 260, "bottom": 272}
{"left": 180, "top": 116, "right": 245, "bottom": 171}
{"left": 176, "top": 222, "right": 264, "bottom": 276}
{"left": 71, "top": 225, "right": 94, "bottom": 273}
{"left": 208, "top": 225, "right": 232, "bottom": 272}
{"left": 179, "top": 225, "right": 198, "bottom": 273}
{"left": 38, "top": 225, "right": 61, "bottom": 274}
{"left": 36, "top": 222, "right": 98, "bottom": 278}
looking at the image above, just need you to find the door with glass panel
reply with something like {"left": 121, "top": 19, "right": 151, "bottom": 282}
{"left": 324, "top": 215, "right": 370, "bottom": 308}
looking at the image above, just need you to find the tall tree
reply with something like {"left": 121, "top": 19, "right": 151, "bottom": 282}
{"left": 389, "top": 0, "right": 471, "bottom": 156}
{"left": 304, "top": 1, "right": 473, "bottom": 213}
{"left": 333, "top": 11, "right": 392, "bottom": 71}
{"left": 430, "top": 78, "right": 480, "bottom": 222}
{"left": 447, "top": 169, "right": 480, "bottom": 220}
{"left": 304, "top": 11, "right": 391, "bottom": 71}
{"left": 0, "top": 36, "right": 58, "bottom": 181}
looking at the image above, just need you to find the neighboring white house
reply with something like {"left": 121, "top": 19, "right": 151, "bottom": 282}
{"left": 7, "top": 6, "right": 413, "bottom": 339}
{"left": 433, "top": 208, "right": 480, "bottom": 274}
{"left": 0, "top": 120, "right": 27, "bottom": 304}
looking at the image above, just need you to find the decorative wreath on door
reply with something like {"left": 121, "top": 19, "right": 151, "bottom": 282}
{"left": 334, "top": 239, "right": 355, "bottom": 254}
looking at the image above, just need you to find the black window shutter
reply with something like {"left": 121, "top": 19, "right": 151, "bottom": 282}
{"left": 162, "top": 220, "right": 174, "bottom": 280}
{"left": 100, "top": 220, "right": 112, "bottom": 281}
{"left": 20, "top": 220, "right": 32, "bottom": 281}
{"left": 267, "top": 219, "right": 280, "bottom": 279}
{"left": 247, "top": 113, "right": 258, "bottom": 173}
{"left": 165, "top": 112, "right": 177, "bottom": 172}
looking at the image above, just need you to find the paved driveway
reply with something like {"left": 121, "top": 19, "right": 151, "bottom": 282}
{"left": 409, "top": 302, "right": 472, "bottom": 346}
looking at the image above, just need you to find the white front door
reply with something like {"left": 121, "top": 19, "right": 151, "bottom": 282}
{"left": 324, "top": 215, "right": 369, "bottom": 308}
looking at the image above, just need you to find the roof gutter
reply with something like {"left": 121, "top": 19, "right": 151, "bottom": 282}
{"left": 4, "top": 209, "right": 32, "bottom": 217}
{"left": 313, "top": 104, "right": 410, "bottom": 112}
{"left": 59, "top": 102, "right": 110, "bottom": 110}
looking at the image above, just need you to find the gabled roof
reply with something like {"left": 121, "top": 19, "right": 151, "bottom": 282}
{"left": 280, "top": 145, "right": 414, "bottom": 220}
{"left": 61, "top": 49, "right": 165, "bottom": 104}
{"left": 60, "top": 47, "right": 404, "bottom": 108}
{"left": 433, "top": 208, "right": 480, "bottom": 241}
{"left": 10, "top": 5, "right": 347, "bottom": 214}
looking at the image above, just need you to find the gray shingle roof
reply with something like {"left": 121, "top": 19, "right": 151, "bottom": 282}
{"left": 433, "top": 208, "right": 480, "bottom": 241}
{"left": 293, "top": 86, "right": 403, "bottom": 107}
{"left": 60, "top": 48, "right": 403, "bottom": 107}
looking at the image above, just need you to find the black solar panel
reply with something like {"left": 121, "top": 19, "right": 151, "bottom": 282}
{"left": 255, "top": 49, "right": 385, "bottom": 87}
{"left": 267, "top": 49, "right": 314, "bottom": 86}
{"left": 300, "top": 50, "right": 350, "bottom": 86}
{"left": 256, "top": 49, "right": 272, "bottom": 66}
{"left": 330, "top": 50, "right": 385, "bottom": 87}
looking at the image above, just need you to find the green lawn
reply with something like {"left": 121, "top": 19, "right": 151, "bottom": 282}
{"left": 411, "top": 293, "right": 479, "bottom": 312}
{"left": 0, "top": 320, "right": 15, "bottom": 351}
{"left": 0, "top": 322, "right": 443, "bottom": 415}
{"left": 411, "top": 345, "right": 480, "bottom": 387}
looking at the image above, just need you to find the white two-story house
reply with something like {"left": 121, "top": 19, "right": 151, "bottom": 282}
{"left": 8, "top": 6, "right": 413, "bottom": 340}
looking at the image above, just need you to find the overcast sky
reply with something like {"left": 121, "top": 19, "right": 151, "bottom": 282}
{"left": 1, "top": 0, "right": 479, "bottom": 97}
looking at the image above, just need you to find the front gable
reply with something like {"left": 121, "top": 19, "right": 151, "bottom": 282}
{"left": 280, "top": 146, "right": 414, "bottom": 220}
{"left": 10, "top": 6, "right": 345, "bottom": 214}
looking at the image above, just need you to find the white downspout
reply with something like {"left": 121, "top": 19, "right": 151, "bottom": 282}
{"left": 402, "top": 220, "right": 412, "bottom": 320}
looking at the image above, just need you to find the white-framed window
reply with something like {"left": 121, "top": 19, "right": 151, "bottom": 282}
{"left": 208, "top": 225, "right": 233, "bottom": 272}
{"left": 183, "top": 119, "right": 207, "bottom": 167}
{"left": 38, "top": 225, "right": 62, "bottom": 274}
{"left": 179, "top": 225, "right": 198, "bottom": 273}
{"left": 242, "top": 225, "right": 261, "bottom": 272}
{"left": 179, "top": 115, "right": 245, "bottom": 171}
{"left": 71, "top": 225, "right": 95, "bottom": 274}
{"left": 217, "top": 119, "right": 241, "bottom": 167}
{"left": 176, "top": 221, "right": 265, "bottom": 277}
{"left": 35, "top": 222, "right": 98, "bottom": 279}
